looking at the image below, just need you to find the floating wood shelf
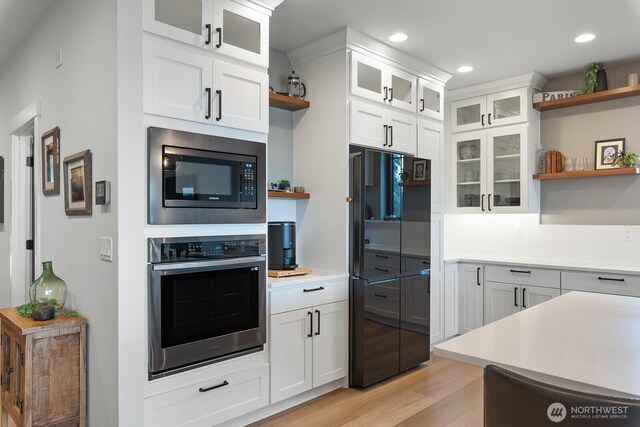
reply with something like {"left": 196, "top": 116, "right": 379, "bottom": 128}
{"left": 400, "top": 181, "right": 430, "bottom": 187}
{"left": 269, "top": 92, "right": 310, "bottom": 111}
{"left": 268, "top": 190, "right": 310, "bottom": 199}
{"left": 533, "top": 168, "right": 640, "bottom": 180}
{"left": 533, "top": 85, "right": 640, "bottom": 111}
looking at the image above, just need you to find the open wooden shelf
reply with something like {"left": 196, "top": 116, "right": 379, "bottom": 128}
{"left": 400, "top": 181, "right": 430, "bottom": 187}
{"left": 533, "top": 168, "right": 640, "bottom": 180}
{"left": 269, "top": 92, "right": 310, "bottom": 111}
{"left": 268, "top": 190, "right": 310, "bottom": 199}
{"left": 533, "top": 85, "right": 640, "bottom": 111}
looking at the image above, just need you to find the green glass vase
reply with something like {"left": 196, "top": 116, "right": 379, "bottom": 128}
{"left": 29, "top": 261, "right": 67, "bottom": 310}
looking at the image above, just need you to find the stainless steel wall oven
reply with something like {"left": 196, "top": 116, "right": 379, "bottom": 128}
{"left": 148, "top": 235, "right": 266, "bottom": 379}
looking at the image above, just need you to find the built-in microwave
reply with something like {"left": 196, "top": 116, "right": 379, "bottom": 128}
{"left": 148, "top": 127, "right": 266, "bottom": 224}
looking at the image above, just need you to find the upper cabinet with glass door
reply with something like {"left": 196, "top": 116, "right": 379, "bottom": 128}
{"left": 450, "top": 88, "right": 528, "bottom": 133}
{"left": 144, "top": 0, "right": 269, "bottom": 67}
{"left": 351, "top": 52, "right": 417, "bottom": 113}
{"left": 417, "top": 78, "right": 444, "bottom": 121}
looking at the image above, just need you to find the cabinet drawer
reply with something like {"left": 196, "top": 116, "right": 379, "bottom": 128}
{"left": 364, "top": 287, "right": 400, "bottom": 320}
{"left": 144, "top": 363, "right": 269, "bottom": 427}
{"left": 271, "top": 279, "right": 348, "bottom": 314}
{"left": 485, "top": 265, "right": 560, "bottom": 288}
{"left": 364, "top": 250, "right": 401, "bottom": 269}
{"left": 561, "top": 271, "right": 640, "bottom": 297}
{"left": 404, "top": 257, "right": 430, "bottom": 272}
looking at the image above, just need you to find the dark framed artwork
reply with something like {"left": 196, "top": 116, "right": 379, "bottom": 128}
{"left": 595, "top": 138, "right": 625, "bottom": 170}
{"left": 41, "top": 127, "right": 61, "bottom": 195}
{"left": 63, "top": 150, "right": 92, "bottom": 216}
{"left": 0, "top": 156, "right": 4, "bottom": 223}
{"left": 412, "top": 159, "right": 427, "bottom": 181}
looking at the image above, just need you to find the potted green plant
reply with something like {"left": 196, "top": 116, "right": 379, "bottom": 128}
{"left": 613, "top": 151, "right": 639, "bottom": 168}
{"left": 577, "top": 63, "right": 606, "bottom": 94}
{"left": 278, "top": 179, "right": 291, "bottom": 190}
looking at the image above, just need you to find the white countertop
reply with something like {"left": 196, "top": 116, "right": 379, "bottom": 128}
{"left": 434, "top": 291, "right": 640, "bottom": 397}
{"left": 445, "top": 255, "right": 640, "bottom": 275}
{"left": 268, "top": 269, "right": 349, "bottom": 289}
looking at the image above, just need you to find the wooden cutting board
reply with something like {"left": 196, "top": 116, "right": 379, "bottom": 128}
{"left": 545, "top": 150, "right": 566, "bottom": 173}
{"left": 268, "top": 268, "right": 312, "bottom": 278}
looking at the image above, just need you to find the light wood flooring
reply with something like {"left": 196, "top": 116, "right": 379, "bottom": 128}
{"left": 253, "top": 356, "right": 484, "bottom": 427}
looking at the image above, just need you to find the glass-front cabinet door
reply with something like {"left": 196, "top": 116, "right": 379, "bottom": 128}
{"left": 450, "top": 96, "right": 487, "bottom": 133}
{"left": 452, "top": 131, "right": 486, "bottom": 211}
{"left": 418, "top": 78, "right": 444, "bottom": 121}
{"left": 486, "top": 88, "right": 528, "bottom": 128}
{"left": 351, "top": 52, "right": 386, "bottom": 104}
{"left": 213, "top": 0, "right": 269, "bottom": 67}
{"left": 486, "top": 125, "right": 527, "bottom": 213}
{"left": 388, "top": 68, "right": 417, "bottom": 113}
{"left": 144, "top": 0, "right": 213, "bottom": 49}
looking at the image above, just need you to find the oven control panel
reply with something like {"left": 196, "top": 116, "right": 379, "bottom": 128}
{"left": 241, "top": 162, "right": 256, "bottom": 202}
{"left": 149, "top": 235, "right": 266, "bottom": 263}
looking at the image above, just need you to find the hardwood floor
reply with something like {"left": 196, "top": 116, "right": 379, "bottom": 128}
{"left": 253, "top": 356, "right": 484, "bottom": 427}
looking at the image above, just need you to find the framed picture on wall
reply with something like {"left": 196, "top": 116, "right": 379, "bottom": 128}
{"left": 412, "top": 159, "right": 427, "bottom": 181}
{"left": 63, "top": 150, "right": 92, "bottom": 216}
{"left": 595, "top": 138, "right": 625, "bottom": 170}
{"left": 41, "top": 127, "right": 61, "bottom": 196}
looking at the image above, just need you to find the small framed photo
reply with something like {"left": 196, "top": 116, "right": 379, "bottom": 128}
{"left": 63, "top": 150, "right": 92, "bottom": 216}
{"left": 412, "top": 159, "right": 428, "bottom": 181}
{"left": 41, "top": 127, "right": 60, "bottom": 195}
{"left": 595, "top": 138, "right": 625, "bottom": 170}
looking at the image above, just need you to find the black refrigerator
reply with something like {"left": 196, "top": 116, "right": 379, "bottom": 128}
{"left": 349, "top": 146, "right": 431, "bottom": 388}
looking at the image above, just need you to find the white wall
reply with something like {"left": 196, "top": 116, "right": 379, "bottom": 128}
{"left": 0, "top": 0, "right": 118, "bottom": 424}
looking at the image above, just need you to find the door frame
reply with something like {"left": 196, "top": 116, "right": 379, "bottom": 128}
{"left": 9, "top": 100, "right": 41, "bottom": 306}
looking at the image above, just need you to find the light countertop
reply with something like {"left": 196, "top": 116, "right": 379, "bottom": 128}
{"left": 268, "top": 269, "right": 349, "bottom": 289}
{"left": 435, "top": 291, "right": 640, "bottom": 397}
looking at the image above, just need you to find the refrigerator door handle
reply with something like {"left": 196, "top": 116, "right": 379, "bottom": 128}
{"left": 349, "top": 152, "right": 365, "bottom": 279}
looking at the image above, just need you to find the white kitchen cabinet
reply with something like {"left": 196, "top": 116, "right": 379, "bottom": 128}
{"left": 427, "top": 276, "right": 442, "bottom": 343}
{"left": 144, "top": 35, "right": 213, "bottom": 124}
{"left": 443, "top": 263, "right": 459, "bottom": 339}
{"left": 212, "top": 58, "right": 269, "bottom": 133}
{"left": 418, "top": 78, "right": 444, "bottom": 121}
{"left": 452, "top": 124, "right": 528, "bottom": 213}
{"left": 523, "top": 285, "right": 560, "bottom": 308}
{"left": 312, "top": 301, "right": 349, "bottom": 387}
{"left": 451, "top": 88, "right": 527, "bottom": 133}
{"left": 350, "top": 100, "right": 416, "bottom": 155}
{"left": 144, "top": 0, "right": 269, "bottom": 67}
{"left": 458, "top": 264, "right": 484, "bottom": 333}
{"left": 418, "top": 119, "right": 444, "bottom": 213}
{"left": 351, "top": 52, "right": 417, "bottom": 113}
{"left": 484, "top": 282, "right": 560, "bottom": 324}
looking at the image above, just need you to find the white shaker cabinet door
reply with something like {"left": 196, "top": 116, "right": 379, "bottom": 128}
{"left": 459, "top": 264, "right": 484, "bottom": 333}
{"left": 418, "top": 119, "right": 444, "bottom": 213}
{"left": 484, "top": 281, "right": 520, "bottom": 324}
{"left": 387, "top": 109, "right": 417, "bottom": 155}
{"left": 311, "top": 301, "right": 348, "bottom": 388}
{"left": 212, "top": 58, "right": 269, "bottom": 133}
{"left": 351, "top": 100, "right": 387, "bottom": 150}
{"left": 144, "top": 36, "right": 213, "bottom": 124}
{"left": 523, "top": 285, "right": 560, "bottom": 310}
{"left": 270, "top": 308, "right": 313, "bottom": 404}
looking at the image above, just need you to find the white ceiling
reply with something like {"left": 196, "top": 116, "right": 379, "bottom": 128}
{"left": 0, "top": 0, "right": 54, "bottom": 72}
{"left": 271, "top": 0, "right": 640, "bottom": 89}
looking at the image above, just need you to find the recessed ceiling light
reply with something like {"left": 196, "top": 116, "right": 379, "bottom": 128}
{"left": 389, "top": 33, "right": 408, "bottom": 42}
{"left": 575, "top": 33, "right": 596, "bottom": 43}
{"left": 457, "top": 65, "right": 474, "bottom": 73}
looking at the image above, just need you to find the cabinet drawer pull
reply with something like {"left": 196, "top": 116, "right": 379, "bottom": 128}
{"left": 383, "top": 86, "right": 388, "bottom": 101}
{"left": 199, "top": 380, "right": 228, "bottom": 393}
{"left": 388, "top": 125, "right": 393, "bottom": 147}
{"left": 303, "top": 286, "right": 325, "bottom": 293}
{"left": 389, "top": 87, "right": 394, "bottom": 102}
{"left": 205, "top": 88, "right": 212, "bottom": 120}
{"left": 420, "top": 98, "right": 425, "bottom": 112}
{"left": 422, "top": 261, "right": 429, "bottom": 265}
{"left": 481, "top": 194, "right": 485, "bottom": 212}
{"left": 522, "top": 288, "right": 527, "bottom": 308}
{"left": 308, "top": 311, "right": 313, "bottom": 337}
{"left": 383, "top": 125, "right": 388, "bottom": 147}
{"left": 205, "top": 24, "right": 212, "bottom": 45}
{"left": 374, "top": 293, "right": 387, "bottom": 298}
{"left": 510, "top": 269, "right": 531, "bottom": 274}
{"left": 481, "top": 114, "right": 485, "bottom": 126}
{"left": 598, "top": 276, "right": 625, "bottom": 282}
{"left": 374, "top": 267, "right": 389, "bottom": 273}
{"left": 476, "top": 267, "right": 481, "bottom": 286}
{"left": 488, "top": 112, "right": 492, "bottom": 126}
{"left": 374, "top": 254, "right": 389, "bottom": 259}
{"left": 514, "top": 287, "right": 518, "bottom": 307}
{"left": 216, "top": 89, "right": 222, "bottom": 121}
{"left": 215, "top": 27, "right": 222, "bottom": 48}
{"left": 315, "top": 309, "right": 321, "bottom": 336}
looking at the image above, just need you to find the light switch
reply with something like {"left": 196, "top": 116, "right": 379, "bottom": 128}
{"left": 99, "top": 237, "right": 113, "bottom": 262}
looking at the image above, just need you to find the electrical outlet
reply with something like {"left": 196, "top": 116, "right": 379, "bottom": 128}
{"left": 623, "top": 228, "right": 633, "bottom": 242}
{"left": 99, "top": 237, "right": 113, "bottom": 261}
{"left": 515, "top": 225, "right": 523, "bottom": 238}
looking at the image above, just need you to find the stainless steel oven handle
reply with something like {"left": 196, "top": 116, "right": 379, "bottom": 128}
{"left": 151, "top": 256, "right": 266, "bottom": 271}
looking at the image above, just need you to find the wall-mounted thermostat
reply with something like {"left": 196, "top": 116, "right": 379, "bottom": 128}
{"left": 96, "top": 180, "right": 110, "bottom": 205}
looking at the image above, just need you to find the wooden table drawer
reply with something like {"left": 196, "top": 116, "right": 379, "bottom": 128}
{"left": 485, "top": 265, "right": 560, "bottom": 288}
{"left": 270, "top": 279, "right": 348, "bottom": 314}
{"left": 364, "top": 250, "right": 401, "bottom": 269}
{"left": 562, "top": 271, "right": 640, "bottom": 297}
{"left": 144, "top": 363, "right": 269, "bottom": 427}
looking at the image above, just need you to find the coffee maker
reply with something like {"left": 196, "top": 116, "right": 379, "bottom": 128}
{"left": 268, "top": 222, "right": 298, "bottom": 270}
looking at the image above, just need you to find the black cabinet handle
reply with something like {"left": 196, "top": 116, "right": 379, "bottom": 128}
{"left": 205, "top": 24, "right": 212, "bottom": 45}
{"left": 383, "top": 86, "right": 388, "bottom": 101}
{"left": 374, "top": 293, "right": 387, "bottom": 298}
{"left": 303, "top": 286, "right": 325, "bottom": 293}
{"left": 510, "top": 269, "right": 531, "bottom": 274}
{"left": 307, "top": 311, "right": 313, "bottom": 337}
{"left": 488, "top": 194, "right": 492, "bottom": 211}
{"left": 598, "top": 276, "right": 625, "bottom": 282}
{"left": 481, "top": 114, "right": 485, "bottom": 126}
{"left": 215, "top": 27, "right": 222, "bottom": 48}
{"left": 420, "top": 98, "right": 425, "bottom": 112}
{"left": 315, "top": 310, "right": 321, "bottom": 336}
{"left": 514, "top": 287, "right": 518, "bottom": 307}
{"left": 476, "top": 267, "right": 481, "bottom": 286}
{"left": 199, "top": 380, "right": 228, "bottom": 393}
{"left": 422, "top": 261, "right": 429, "bottom": 265}
{"left": 481, "top": 194, "right": 485, "bottom": 212}
{"left": 205, "top": 88, "right": 212, "bottom": 119}
{"left": 522, "top": 288, "right": 527, "bottom": 308}
{"left": 374, "top": 254, "right": 389, "bottom": 259}
{"left": 389, "top": 125, "right": 393, "bottom": 147}
{"left": 389, "top": 87, "right": 394, "bottom": 101}
{"left": 488, "top": 113, "right": 492, "bottom": 126}
{"left": 216, "top": 89, "right": 222, "bottom": 121}
{"left": 374, "top": 267, "right": 389, "bottom": 272}
{"left": 383, "top": 125, "right": 388, "bottom": 146}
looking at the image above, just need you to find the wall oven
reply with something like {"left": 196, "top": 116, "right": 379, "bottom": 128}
{"left": 148, "top": 235, "right": 266, "bottom": 379}
{"left": 148, "top": 127, "right": 266, "bottom": 224}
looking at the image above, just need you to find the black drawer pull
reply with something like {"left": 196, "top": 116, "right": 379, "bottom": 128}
{"left": 199, "top": 380, "right": 228, "bottom": 393}
{"left": 374, "top": 254, "right": 389, "bottom": 259}
{"left": 510, "top": 269, "right": 531, "bottom": 274}
{"left": 514, "top": 287, "right": 518, "bottom": 307}
{"left": 205, "top": 23, "right": 212, "bottom": 45}
{"left": 522, "top": 288, "right": 527, "bottom": 308}
{"left": 315, "top": 309, "right": 321, "bottom": 336}
{"left": 215, "top": 27, "right": 222, "bottom": 48}
{"left": 374, "top": 293, "right": 387, "bottom": 298}
{"left": 205, "top": 88, "right": 212, "bottom": 119}
{"left": 476, "top": 267, "right": 481, "bottom": 286}
{"left": 303, "top": 286, "right": 325, "bottom": 293}
{"left": 598, "top": 276, "right": 625, "bottom": 282}
{"left": 216, "top": 89, "right": 222, "bottom": 121}
{"left": 374, "top": 267, "right": 389, "bottom": 273}
{"left": 307, "top": 311, "right": 313, "bottom": 337}
{"left": 422, "top": 261, "right": 429, "bottom": 265}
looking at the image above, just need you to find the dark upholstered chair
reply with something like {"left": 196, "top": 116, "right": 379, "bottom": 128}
{"left": 484, "top": 364, "right": 640, "bottom": 426}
